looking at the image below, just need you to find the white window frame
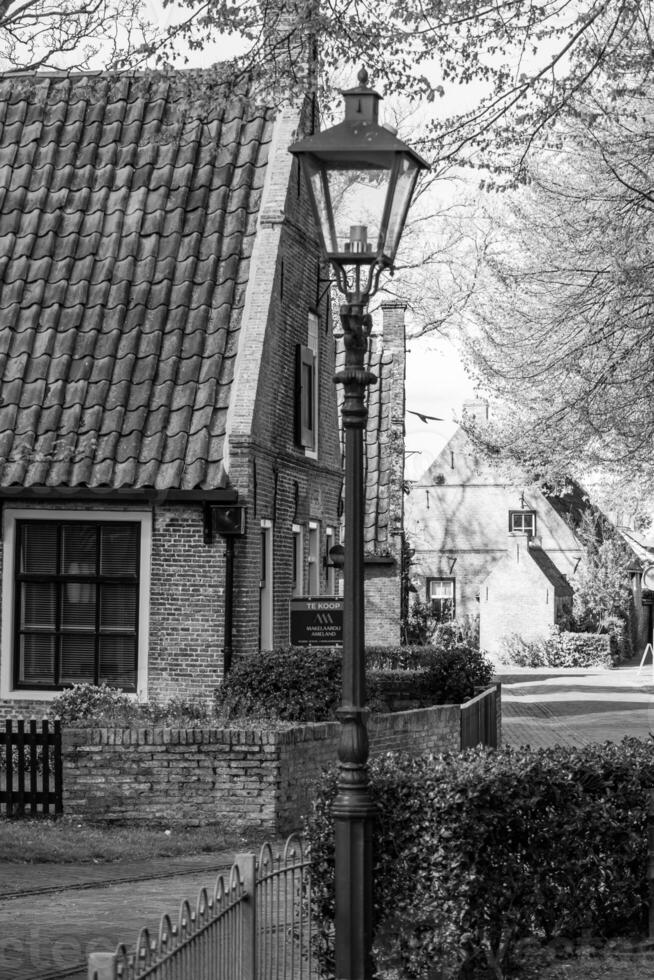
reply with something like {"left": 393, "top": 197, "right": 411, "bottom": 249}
{"left": 509, "top": 510, "right": 536, "bottom": 535}
{"left": 0, "top": 508, "right": 151, "bottom": 702}
{"left": 427, "top": 577, "right": 455, "bottom": 620}
{"left": 307, "top": 520, "right": 320, "bottom": 597}
{"left": 259, "top": 519, "right": 274, "bottom": 650}
{"left": 296, "top": 312, "right": 320, "bottom": 458}
{"left": 292, "top": 523, "right": 304, "bottom": 598}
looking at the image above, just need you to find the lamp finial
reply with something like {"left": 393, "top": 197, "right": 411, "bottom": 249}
{"left": 357, "top": 66, "right": 369, "bottom": 86}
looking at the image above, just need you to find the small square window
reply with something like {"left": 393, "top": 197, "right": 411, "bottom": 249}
{"left": 427, "top": 578, "right": 455, "bottom": 622}
{"left": 509, "top": 511, "right": 536, "bottom": 534}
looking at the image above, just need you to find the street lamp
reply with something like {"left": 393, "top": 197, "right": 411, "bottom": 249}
{"left": 290, "top": 68, "right": 428, "bottom": 979}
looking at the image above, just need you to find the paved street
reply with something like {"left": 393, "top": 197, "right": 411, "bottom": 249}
{"left": 0, "top": 852, "right": 244, "bottom": 980}
{"left": 500, "top": 658, "right": 654, "bottom": 748}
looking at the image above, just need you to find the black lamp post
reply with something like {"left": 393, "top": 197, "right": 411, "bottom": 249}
{"left": 290, "top": 68, "right": 428, "bottom": 980}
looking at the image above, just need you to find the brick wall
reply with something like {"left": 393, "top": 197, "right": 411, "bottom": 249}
{"left": 225, "top": 100, "right": 342, "bottom": 657}
{"left": 148, "top": 503, "right": 225, "bottom": 701}
{"left": 364, "top": 563, "right": 402, "bottom": 645}
{"left": 60, "top": 696, "right": 496, "bottom": 832}
{"left": 480, "top": 537, "right": 562, "bottom": 657}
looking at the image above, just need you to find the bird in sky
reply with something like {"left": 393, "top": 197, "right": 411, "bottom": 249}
{"left": 406, "top": 410, "right": 445, "bottom": 424}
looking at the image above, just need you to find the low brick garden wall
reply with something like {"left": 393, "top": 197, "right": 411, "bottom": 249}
{"left": 61, "top": 688, "right": 500, "bottom": 833}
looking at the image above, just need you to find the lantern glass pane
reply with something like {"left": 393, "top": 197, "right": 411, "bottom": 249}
{"left": 327, "top": 165, "right": 392, "bottom": 256}
{"left": 382, "top": 154, "right": 421, "bottom": 264}
{"left": 304, "top": 156, "right": 336, "bottom": 254}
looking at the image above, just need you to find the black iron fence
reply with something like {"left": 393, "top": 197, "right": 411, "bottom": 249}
{"left": 0, "top": 718, "right": 63, "bottom": 817}
{"left": 88, "top": 836, "right": 316, "bottom": 980}
{"left": 460, "top": 684, "right": 499, "bottom": 750}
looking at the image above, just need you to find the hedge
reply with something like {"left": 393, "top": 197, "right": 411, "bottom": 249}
{"left": 499, "top": 628, "right": 613, "bottom": 668}
{"left": 305, "top": 739, "right": 654, "bottom": 979}
{"left": 215, "top": 644, "right": 495, "bottom": 722}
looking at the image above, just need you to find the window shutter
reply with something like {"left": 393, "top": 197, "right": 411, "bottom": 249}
{"left": 295, "top": 344, "right": 315, "bottom": 449}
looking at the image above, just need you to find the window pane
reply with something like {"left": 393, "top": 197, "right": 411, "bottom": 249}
{"left": 61, "top": 584, "right": 96, "bottom": 629}
{"left": 100, "top": 585, "right": 136, "bottom": 631}
{"left": 101, "top": 525, "right": 138, "bottom": 577}
{"left": 99, "top": 637, "right": 137, "bottom": 691}
{"left": 511, "top": 512, "right": 534, "bottom": 532}
{"left": 430, "top": 580, "right": 453, "bottom": 599}
{"left": 60, "top": 635, "right": 95, "bottom": 685}
{"left": 302, "top": 361, "right": 314, "bottom": 430}
{"left": 21, "top": 583, "right": 56, "bottom": 628}
{"left": 62, "top": 525, "right": 97, "bottom": 575}
{"left": 21, "top": 524, "right": 57, "bottom": 574}
{"left": 19, "top": 635, "right": 55, "bottom": 684}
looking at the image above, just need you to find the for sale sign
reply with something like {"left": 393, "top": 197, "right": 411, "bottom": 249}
{"left": 289, "top": 597, "right": 343, "bottom": 646}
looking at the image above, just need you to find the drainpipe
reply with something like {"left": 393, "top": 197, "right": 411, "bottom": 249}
{"left": 223, "top": 536, "right": 235, "bottom": 674}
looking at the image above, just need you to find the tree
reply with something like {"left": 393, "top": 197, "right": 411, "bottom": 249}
{"left": 569, "top": 508, "right": 633, "bottom": 636}
{"left": 146, "top": 0, "right": 653, "bottom": 171}
{"left": 0, "top": 0, "right": 155, "bottom": 72}
{"left": 451, "top": 41, "right": 654, "bottom": 494}
{"left": 3, "top": 0, "right": 652, "bottom": 176}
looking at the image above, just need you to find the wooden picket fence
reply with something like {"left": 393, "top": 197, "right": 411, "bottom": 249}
{"left": 0, "top": 718, "right": 63, "bottom": 817}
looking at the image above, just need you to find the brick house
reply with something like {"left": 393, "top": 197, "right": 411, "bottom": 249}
{"left": 335, "top": 301, "right": 407, "bottom": 646}
{"left": 0, "top": 71, "right": 342, "bottom": 716}
{"left": 406, "top": 420, "right": 633, "bottom": 657}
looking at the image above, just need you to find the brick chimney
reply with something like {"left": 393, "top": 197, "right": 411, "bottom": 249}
{"left": 381, "top": 300, "right": 407, "bottom": 357}
{"left": 462, "top": 398, "right": 489, "bottom": 421}
{"left": 381, "top": 302, "right": 406, "bottom": 540}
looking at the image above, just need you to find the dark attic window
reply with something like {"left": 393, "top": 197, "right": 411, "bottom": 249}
{"left": 14, "top": 520, "right": 140, "bottom": 691}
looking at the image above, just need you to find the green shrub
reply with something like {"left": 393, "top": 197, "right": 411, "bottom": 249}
{"left": 401, "top": 594, "right": 438, "bottom": 645}
{"left": 49, "top": 684, "right": 133, "bottom": 724}
{"left": 215, "top": 647, "right": 343, "bottom": 722}
{"left": 417, "top": 643, "right": 493, "bottom": 703}
{"left": 217, "top": 645, "right": 495, "bottom": 722}
{"left": 499, "top": 628, "right": 612, "bottom": 668}
{"left": 368, "top": 643, "right": 493, "bottom": 704}
{"left": 49, "top": 684, "right": 212, "bottom": 727}
{"left": 305, "top": 739, "right": 654, "bottom": 979}
{"left": 367, "top": 645, "right": 435, "bottom": 670}
{"left": 433, "top": 615, "right": 480, "bottom": 651}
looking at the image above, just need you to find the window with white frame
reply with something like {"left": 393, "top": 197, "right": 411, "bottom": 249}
{"left": 307, "top": 521, "right": 320, "bottom": 596}
{"left": 1, "top": 510, "right": 151, "bottom": 697}
{"left": 296, "top": 312, "right": 320, "bottom": 454}
{"left": 292, "top": 524, "right": 304, "bottom": 597}
{"left": 427, "top": 578, "right": 455, "bottom": 622}
{"left": 509, "top": 510, "right": 536, "bottom": 535}
{"left": 259, "top": 520, "right": 274, "bottom": 650}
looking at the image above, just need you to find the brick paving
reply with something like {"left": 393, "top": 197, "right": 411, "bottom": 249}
{"left": 500, "top": 662, "right": 654, "bottom": 748}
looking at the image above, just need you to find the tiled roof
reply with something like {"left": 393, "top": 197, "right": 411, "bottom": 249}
{"left": 336, "top": 333, "right": 395, "bottom": 554}
{"left": 0, "top": 72, "right": 274, "bottom": 490}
